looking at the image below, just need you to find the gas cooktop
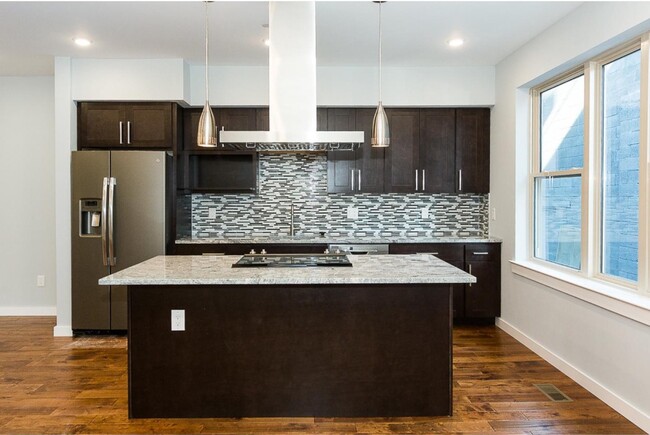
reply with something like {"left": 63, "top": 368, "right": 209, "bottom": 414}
{"left": 232, "top": 253, "right": 352, "bottom": 268}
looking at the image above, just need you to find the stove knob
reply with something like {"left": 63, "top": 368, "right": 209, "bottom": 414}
{"left": 261, "top": 249, "right": 267, "bottom": 255}
{"left": 324, "top": 249, "right": 330, "bottom": 254}
{"left": 335, "top": 249, "right": 341, "bottom": 254}
{"left": 250, "top": 249, "right": 256, "bottom": 254}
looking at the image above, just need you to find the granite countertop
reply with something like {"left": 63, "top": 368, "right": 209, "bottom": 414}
{"left": 176, "top": 236, "right": 502, "bottom": 244}
{"left": 99, "top": 254, "right": 476, "bottom": 286}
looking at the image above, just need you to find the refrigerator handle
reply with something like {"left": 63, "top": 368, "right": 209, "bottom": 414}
{"left": 101, "top": 177, "right": 109, "bottom": 266}
{"left": 108, "top": 177, "right": 117, "bottom": 266}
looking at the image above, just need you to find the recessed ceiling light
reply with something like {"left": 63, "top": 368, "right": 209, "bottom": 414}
{"left": 73, "top": 38, "right": 92, "bottom": 47}
{"left": 263, "top": 38, "right": 270, "bottom": 47}
{"left": 447, "top": 38, "right": 464, "bottom": 48}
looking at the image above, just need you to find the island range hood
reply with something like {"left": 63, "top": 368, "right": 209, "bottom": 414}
{"left": 219, "top": 1, "right": 364, "bottom": 152}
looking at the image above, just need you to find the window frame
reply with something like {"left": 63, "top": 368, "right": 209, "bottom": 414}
{"left": 529, "top": 36, "right": 650, "bottom": 298}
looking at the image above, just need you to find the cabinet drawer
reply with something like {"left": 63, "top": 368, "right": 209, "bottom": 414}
{"left": 389, "top": 243, "right": 464, "bottom": 262}
{"left": 464, "top": 243, "right": 500, "bottom": 262}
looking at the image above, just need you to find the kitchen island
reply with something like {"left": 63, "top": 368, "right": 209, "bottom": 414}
{"left": 100, "top": 254, "right": 475, "bottom": 418}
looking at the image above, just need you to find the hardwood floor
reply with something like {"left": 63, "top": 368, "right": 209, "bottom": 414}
{"left": 0, "top": 316, "right": 642, "bottom": 434}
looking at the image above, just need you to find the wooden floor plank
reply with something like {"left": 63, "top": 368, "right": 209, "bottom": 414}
{"left": 0, "top": 316, "right": 643, "bottom": 434}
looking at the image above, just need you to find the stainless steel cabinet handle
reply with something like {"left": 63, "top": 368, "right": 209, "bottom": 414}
{"left": 459, "top": 169, "right": 463, "bottom": 191}
{"left": 101, "top": 177, "right": 109, "bottom": 266}
{"left": 422, "top": 169, "right": 426, "bottom": 191}
{"left": 127, "top": 121, "right": 132, "bottom": 144}
{"left": 119, "top": 122, "right": 124, "bottom": 145}
{"left": 351, "top": 169, "right": 355, "bottom": 191}
{"left": 415, "top": 169, "right": 419, "bottom": 191}
{"left": 358, "top": 169, "right": 361, "bottom": 191}
{"left": 468, "top": 263, "right": 472, "bottom": 287}
{"left": 417, "top": 252, "right": 439, "bottom": 255}
{"left": 108, "top": 177, "right": 117, "bottom": 266}
{"left": 202, "top": 252, "right": 225, "bottom": 256}
{"left": 472, "top": 251, "right": 490, "bottom": 255}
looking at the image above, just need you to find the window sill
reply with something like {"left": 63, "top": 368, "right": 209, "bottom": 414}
{"left": 510, "top": 260, "right": 650, "bottom": 326}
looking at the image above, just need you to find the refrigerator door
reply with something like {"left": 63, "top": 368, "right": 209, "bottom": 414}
{"left": 109, "top": 151, "right": 167, "bottom": 329}
{"left": 71, "top": 151, "right": 111, "bottom": 330}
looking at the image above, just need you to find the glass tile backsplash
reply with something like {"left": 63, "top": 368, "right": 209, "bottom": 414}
{"left": 189, "top": 154, "right": 488, "bottom": 238}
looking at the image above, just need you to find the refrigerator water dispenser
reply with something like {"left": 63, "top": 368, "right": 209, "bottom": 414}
{"left": 80, "top": 199, "right": 101, "bottom": 237}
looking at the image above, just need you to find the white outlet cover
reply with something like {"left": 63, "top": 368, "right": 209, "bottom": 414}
{"left": 36, "top": 275, "right": 45, "bottom": 287}
{"left": 347, "top": 207, "right": 358, "bottom": 219}
{"left": 171, "top": 309, "right": 185, "bottom": 331}
{"left": 421, "top": 208, "right": 429, "bottom": 219}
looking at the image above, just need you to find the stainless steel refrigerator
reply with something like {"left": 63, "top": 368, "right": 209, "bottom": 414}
{"left": 71, "top": 151, "right": 172, "bottom": 332}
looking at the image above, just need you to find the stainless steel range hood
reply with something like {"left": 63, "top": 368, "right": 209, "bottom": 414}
{"left": 219, "top": 1, "right": 363, "bottom": 152}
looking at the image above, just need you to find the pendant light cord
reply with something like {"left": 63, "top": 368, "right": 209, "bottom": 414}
{"left": 204, "top": 1, "right": 209, "bottom": 102}
{"left": 378, "top": 1, "right": 382, "bottom": 102}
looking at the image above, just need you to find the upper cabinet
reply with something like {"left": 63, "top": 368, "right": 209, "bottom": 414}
{"left": 327, "top": 108, "right": 385, "bottom": 193}
{"left": 183, "top": 108, "right": 258, "bottom": 151}
{"left": 381, "top": 108, "right": 490, "bottom": 194}
{"left": 455, "top": 108, "right": 490, "bottom": 194}
{"left": 78, "top": 102, "right": 178, "bottom": 150}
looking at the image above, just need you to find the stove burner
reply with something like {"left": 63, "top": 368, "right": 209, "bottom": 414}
{"left": 232, "top": 253, "right": 352, "bottom": 268}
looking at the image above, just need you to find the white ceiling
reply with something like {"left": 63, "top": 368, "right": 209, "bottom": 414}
{"left": 0, "top": 1, "right": 582, "bottom": 76}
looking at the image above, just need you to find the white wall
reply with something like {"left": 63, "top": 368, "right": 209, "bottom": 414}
{"left": 188, "top": 65, "right": 495, "bottom": 107}
{"left": 492, "top": 2, "right": 650, "bottom": 431}
{"left": 0, "top": 76, "right": 56, "bottom": 315}
{"left": 71, "top": 58, "right": 188, "bottom": 102}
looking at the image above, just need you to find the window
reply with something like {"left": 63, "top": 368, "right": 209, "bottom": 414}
{"left": 533, "top": 74, "right": 584, "bottom": 270}
{"left": 600, "top": 50, "right": 641, "bottom": 282}
{"left": 531, "top": 41, "right": 648, "bottom": 295}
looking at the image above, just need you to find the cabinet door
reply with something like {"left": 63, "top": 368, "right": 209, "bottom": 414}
{"left": 420, "top": 109, "right": 456, "bottom": 193}
{"left": 456, "top": 108, "right": 490, "bottom": 193}
{"left": 464, "top": 243, "right": 500, "bottom": 318}
{"left": 126, "top": 103, "right": 173, "bottom": 148}
{"left": 355, "top": 108, "right": 385, "bottom": 193}
{"left": 256, "top": 108, "right": 269, "bottom": 131}
{"left": 384, "top": 109, "right": 420, "bottom": 193}
{"left": 327, "top": 109, "right": 357, "bottom": 193}
{"left": 183, "top": 108, "right": 203, "bottom": 151}
{"left": 218, "top": 108, "right": 257, "bottom": 132}
{"left": 78, "top": 102, "right": 127, "bottom": 148}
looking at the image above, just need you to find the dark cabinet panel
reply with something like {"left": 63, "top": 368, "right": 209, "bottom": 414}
{"left": 456, "top": 108, "right": 490, "bottom": 193}
{"left": 327, "top": 109, "right": 356, "bottom": 193}
{"left": 181, "top": 151, "right": 257, "bottom": 193}
{"left": 389, "top": 242, "right": 500, "bottom": 320}
{"left": 78, "top": 102, "right": 175, "bottom": 150}
{"left": 420, "top": 109, "right": 456, "bottom": 193}
{"left": 384, "top": 109, "right": 420, "bottom": 193}
{"left": 183, "top": 108, "right": 202, "bottom": 151}
{"left": 356, "top": 108, "right": 385, "bottom": 193}
{"left": 175, "top": 243, "right": 328, "bottom": 255}
{"left": 218, "top": 108, "right": 257, "bottom": 132}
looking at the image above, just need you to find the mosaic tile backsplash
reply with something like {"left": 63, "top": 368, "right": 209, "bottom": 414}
{"left": 189, "top": 154, "right": 488, "bottom": 238}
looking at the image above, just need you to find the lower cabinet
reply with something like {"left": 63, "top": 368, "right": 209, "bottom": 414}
{"left": 389, "top": 242, "right": 501, "bottom": 320}
{"left": 175, "top": 243, "right": 328, "bottom": 256}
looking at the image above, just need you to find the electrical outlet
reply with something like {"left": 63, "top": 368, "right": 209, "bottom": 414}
{"left": 171, "top": 309, "right": 185, "bottom": 331}
{"left": 491, "top": 207, "right": 497, "bottom": 221}
{"left": 421, "top": 208, "right": 430, "bottom": 219}
{"left": 347, "top": 206, "right": 359, "bottom": 219}
{"left": 208, "top": 208, "right": 217, "bottom": 219}
{"left": 36, "top": 275, "right": 45, "bottom": 287}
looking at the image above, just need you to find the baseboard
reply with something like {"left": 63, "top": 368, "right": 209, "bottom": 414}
{"left": 0, "top": 306, "right": 56, "bottom": 316}
{"left": 496, "top": 318, "right": 650, "bottom": 433}
{"left": 53, "top": 324, "right": 73, "bottom": 337}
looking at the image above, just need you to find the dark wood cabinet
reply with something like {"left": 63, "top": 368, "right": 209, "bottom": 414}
{"left": 389, "top": 242, "right": 500, "bottom": 320}
{"left": 177, "top": 151, "right": 257, "bottom": 193}
{"left": 175, "top": 243, "right": 328, "bottom": 255}
{"left": 327, "top": 109, "right": 385, "bottom": 193}
{"left": 384, "top": 109, "right": 420, "bottom": 193}
{"left": 456, "top": 108, "right": 490, "bottom": 193}
{"left": 419, "top": 109, "right": 456, "bottom": 193}
{"left": 78, "top": 102, "right": 176, "bottom": 150}
{"left": 463, "top": 243, "right": 500, "bottom": 318}
{"left": 184, "top": 107, "right": 258, "bottom": 151}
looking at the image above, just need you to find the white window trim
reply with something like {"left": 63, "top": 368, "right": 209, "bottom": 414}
{"left": 511, "top": 259, "right": 650, "bottom": 326}
{"left": 521, "top": 34, "right": 650, "bottom": 321}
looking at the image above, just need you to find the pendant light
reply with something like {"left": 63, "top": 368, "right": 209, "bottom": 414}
{"left": 197, "top": 1, "right": 217, "bottom": 148}
{"left": 371, "top": 1, "right": 389, "bottom": 148}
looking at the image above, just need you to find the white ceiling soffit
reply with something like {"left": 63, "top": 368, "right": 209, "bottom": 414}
{"left": 0, "top": 1, "right": 582, "bottom": 76}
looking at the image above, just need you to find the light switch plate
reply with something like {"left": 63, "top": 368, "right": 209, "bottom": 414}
{"left": 36, "top": 275, "right": 45, "bottom": 287}
{"left": 421, "top": 208, "right": 429, "bottom": 219}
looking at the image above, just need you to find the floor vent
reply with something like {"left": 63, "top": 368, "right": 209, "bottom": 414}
{"left": 534, "top": 383, "right": 572, "bottom": 402}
